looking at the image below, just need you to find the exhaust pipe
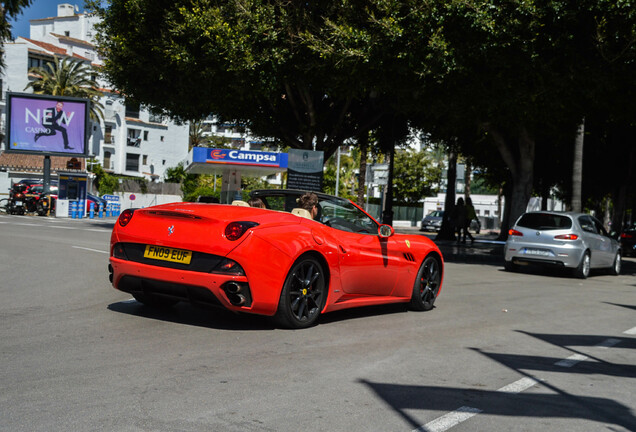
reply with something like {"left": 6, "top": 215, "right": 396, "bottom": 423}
{"left": 224, "top": 282, "right": 247, "bottom": 305}
{"left": 225, "top": 282, "right": 241, "bottom": 294}
{"left": 108, "top": 264, "right": 113, "bottom": 283}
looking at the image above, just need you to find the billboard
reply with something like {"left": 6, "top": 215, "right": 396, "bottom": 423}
{"left": 5, "top": 92, "right": 90, "bottom": 157}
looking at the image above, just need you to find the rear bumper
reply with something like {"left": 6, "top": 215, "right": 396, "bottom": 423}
{"left": 504, "top": 242, "right": 584, "bottom": 268}
{"left": 109, "top": 258, "right": 271, "bottom": 314}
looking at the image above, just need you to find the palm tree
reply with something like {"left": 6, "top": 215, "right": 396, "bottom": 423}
{"left": 25, "top": 56, "right": 104, "bottom": 123}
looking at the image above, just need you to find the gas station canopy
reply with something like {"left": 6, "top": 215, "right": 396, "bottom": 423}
{"left": 185, "top": 147, "right": 288, "bottom": 177}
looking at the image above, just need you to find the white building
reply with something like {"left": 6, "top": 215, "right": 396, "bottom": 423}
{"left": 0, "top": 3, "right": 189, "bottom": 184}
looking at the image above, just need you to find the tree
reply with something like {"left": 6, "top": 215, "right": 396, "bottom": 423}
{"left": 392, "top": 149, "right": 441, "bottom": 205}
{"left": 0, "top": 0, "right": 32, "bottom": 69}
{"left": 88, "top": 0, "right": 388, "bottom": 160}
{"left": 25, "top": 56, "right": 104, "bottom": 123}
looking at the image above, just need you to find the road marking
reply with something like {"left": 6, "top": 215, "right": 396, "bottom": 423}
{"left": 72, "top": 246, "right": 108, "bottom": 254}
{"left": 597, "top": 338, "right": 621, "bottom": 348}
{"left": 624, "top": 327, "right": 636, "bottom": 335}
{"left": 417, "top": 406, "right": 482, "bottom": 432}
{"left": 497, "top": 377, "right": 538, "bottom": 393}
{"left": 554, "top": 338, "right": 620, "bottom": 367}
{"left": 416, "top": 378, "right": 540, "bottom": 432}
{"left": 14, "top": 222, "right": 43, "bottom": 227}
{"left": 417, "top": 338, "right": 622, "bottom": 431}
{"left": 555, "top": 353, "right": 588, "bottom": 367}
{"left": 50, "top": 226, "right": 75, "bottom": 230}
{"left": 83, "top": 228, "right": 111, "bottom": 232}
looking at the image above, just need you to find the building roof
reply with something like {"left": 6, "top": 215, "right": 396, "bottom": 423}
{"left": 51, "top": 33, "right": 95, "bottom": 49}
{"left": 0, "top": 152, "right": 85, "bottom": 173}
{"left": 22, "top": 38, "right": 67, "bottom": 56}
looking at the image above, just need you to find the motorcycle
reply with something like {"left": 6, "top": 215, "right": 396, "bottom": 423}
{"left": 7, "top": 183, "right": 28, "bottom": 215}
{"left": 36, "top": 192, "right": 57, "bottom": 216}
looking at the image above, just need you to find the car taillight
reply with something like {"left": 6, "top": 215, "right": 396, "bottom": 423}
{"left": 112, "top": 243, "right": 128, "bottom": 259}
{"left": 621, "top": 233, "right": 633, "bottom": 239}
{"left": 554, "top": 234, "right": 578, "bottom": 240}
{"left": 213, "top": 258, "right": 245, "bottom": 275}
{"left": 118, "top": 209, "right": 135, "bottom": 227}
{"left": 224, "top": 222, "right": 259, "bottom": 241}
{"left": 509, "top": 229, "right": 523, "bottom": 236}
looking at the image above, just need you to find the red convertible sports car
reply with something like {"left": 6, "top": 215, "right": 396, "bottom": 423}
{"left": 108, "top": 189, "right": 444, "bottom": 328}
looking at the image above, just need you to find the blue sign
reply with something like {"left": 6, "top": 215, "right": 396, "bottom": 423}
{"left": 192, "top": 147, "right": 288, "bottom": 169}
{"left": 102, "top": 194, "right": 120, "bottom": 201}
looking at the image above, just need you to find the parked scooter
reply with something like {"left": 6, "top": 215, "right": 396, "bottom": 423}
{"left": 7, "top": 183, "right": 28, "bottom": 215}
{"left": 36, "top": 193, "right": 57, "bottom": 216}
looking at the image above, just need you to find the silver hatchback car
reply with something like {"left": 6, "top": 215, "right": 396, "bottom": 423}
{"left": 504, "top": 211, "right": 621, "bottom": 278}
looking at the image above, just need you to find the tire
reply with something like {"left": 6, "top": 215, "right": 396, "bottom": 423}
{"left": 275, "top": 256, "right": 326, "bottom": 329}
{"left": 574, "top": 251, "right": 591, "bottom": 279}
{"left": 132, "top": 293, "right": 178, "bottom": 308}
{"left": 504, "top": 260, "right": 518, "bottom": 272}
{"left": 409, "top": 255, "right": 442, "bottom": 311}
{"left": 609, "top": 251, "right": 621, "bottom": 276}
{"left": 0, "top": 199, "right": 8, "bottom": 213}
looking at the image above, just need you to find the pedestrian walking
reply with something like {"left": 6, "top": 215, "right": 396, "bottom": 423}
{"left": 453, "top": 197, "right": 467, "bottom": 243}
{"left": 464, "top": 197, "right": 476, "bottom": 244}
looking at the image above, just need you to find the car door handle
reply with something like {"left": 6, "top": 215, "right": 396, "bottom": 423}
{"left": 339, "top": 245, "right": 347, "bottom": 254}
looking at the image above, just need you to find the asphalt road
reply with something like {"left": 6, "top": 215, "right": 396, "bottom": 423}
{"left": 1, "top": 213, "right": 635, "bottom": 432}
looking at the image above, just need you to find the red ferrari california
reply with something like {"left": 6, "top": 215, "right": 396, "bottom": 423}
{"left": 108, "top": 189, "right": 444, "bottom": 328}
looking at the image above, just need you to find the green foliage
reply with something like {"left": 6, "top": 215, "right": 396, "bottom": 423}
{"left": 25, "top": 56, "right": 104, "bottom": 123}
{"left": 164, "top": 162, "right": 200, "bottom": 197}
{"left": 0, "top": 0, "right": 32, "bottom": 69}
{"left": 90, "top": 164, "right": 119, "bottom": 195}
{"left": 392, "top": 149, "right": 441, "bottom": 205}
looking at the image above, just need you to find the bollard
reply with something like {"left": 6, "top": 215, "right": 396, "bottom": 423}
{"left": 70, "top": 200, "right": 77, "bottom": 219}
{"left": 78, "top": 200, "right": 84, "bottom": 219}
{"left": 106, "top": 202, "right": 111, "bottom": 217}
{"left": 89, "top": 201, "right": 95, "bottom": 219}
{"left": 98, "top": 202, "right": 103, "bottom": 218}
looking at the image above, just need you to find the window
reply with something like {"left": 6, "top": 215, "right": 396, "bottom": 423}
{"left": 578, "top": 216, "right": 597, "bottom": 234}
{"left": 162, "top": 159, "right": 166, "bottom": 165}
{"left": 0, "top": 78, "right": 3, "bottom": 100}
{"left": 142, "top": 155, "right": 148, "bottom": 165}
{"left": 143, "top": 131, "right": 149, "bottom": 141}
{"left": 104, "top": 125, "right": 113, "bottom": 144}
{"left": 126, "top": 153, "right": 140, "bottom": 172}
{"left": 127, "top": 129, "right": 141, "bottom": 147}
{"left": 125, "top": 100, "right": 140, "bottom": 118}
{"left": 103, "top": 151, "right": 111, "bottom": 169}
{"left": 64, "top": 31, "right": 70, "bottom": 37}
{"left": 28, "top": 56, "right": 46, "bottom": 70}
{"left": 160, "top": 136, "right": 164, "bottom": 142}
{"left": 484, "top": 210, "right": 490, "bottom": 216}
{"left": 518, "top": 213, "right": 572, "bottom": 230}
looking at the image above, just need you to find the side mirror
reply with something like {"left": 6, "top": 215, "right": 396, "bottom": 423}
{"left": 378, "top": 224, "right": 394, "bottom": 238}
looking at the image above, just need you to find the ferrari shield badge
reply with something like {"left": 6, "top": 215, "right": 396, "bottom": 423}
{"left": 405, "top": 239, "right": 411, "bottom": 248}
{"left": 168, "top": 225, "right": 175, "bottom": 236}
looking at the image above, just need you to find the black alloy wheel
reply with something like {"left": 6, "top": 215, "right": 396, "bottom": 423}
{"left": 275, "top": 257, "right": 326, "bottom": 328}
{"left": 410, "top": 255, "right": 442, "bottom": 311}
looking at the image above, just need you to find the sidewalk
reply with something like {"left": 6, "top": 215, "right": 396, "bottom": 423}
{"left": 394, "top": 226, "right": 505, "bottom": 265}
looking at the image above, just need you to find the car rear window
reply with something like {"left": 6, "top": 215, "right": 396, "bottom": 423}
{"left": 516, "top": 213, "right": 572, "bottom": 230}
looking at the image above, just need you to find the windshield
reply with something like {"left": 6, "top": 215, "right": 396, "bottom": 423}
{"left": 319, "top": 198, "right": 378, "bottom": 234}
{"left": 516, "top": 213, "right": 572, "bottom": 230}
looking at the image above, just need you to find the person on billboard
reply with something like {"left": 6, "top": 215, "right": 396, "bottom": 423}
{"left": 34, "top": 101, "right": 72, "bottom": 149}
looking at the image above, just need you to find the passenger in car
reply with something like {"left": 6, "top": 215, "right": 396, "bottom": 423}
{"left": 298, "top": 192, "right": 319, "bottom": 220}
{"left": 248, "top": 197, "right": 266, "bottom": 208}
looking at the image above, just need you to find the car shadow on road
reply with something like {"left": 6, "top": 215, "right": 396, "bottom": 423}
{"left": 107, "top": 300, "right": 277, "bottom": 331}
{"left": 108, "top": 300, "right": 416, "bottom": 330}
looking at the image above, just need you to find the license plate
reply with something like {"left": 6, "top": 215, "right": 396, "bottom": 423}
{"left": 143, "top": 245, "right": 192, "bottom": 264}
{"left": 14, "top": 201, "right": 22, "bottom": 206}
{"left": 524, "top": 248, "right": 551, "bottom": 257}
